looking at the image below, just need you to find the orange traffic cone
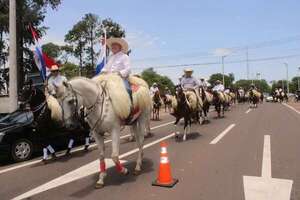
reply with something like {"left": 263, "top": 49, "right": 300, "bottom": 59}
{"left": 152, "top": 142, "right": 178, "bottom": 187}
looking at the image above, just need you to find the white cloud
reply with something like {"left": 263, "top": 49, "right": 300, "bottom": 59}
{"left": 42, "top": 34, "right": 65, "bottom": 46}
{"left": 126, "top": 31, "right": 161, "bottom": 49}
{"left": 214, "top": 48, "right": 232, "bottom": 57}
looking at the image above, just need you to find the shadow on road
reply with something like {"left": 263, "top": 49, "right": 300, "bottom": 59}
{"left": 69, "top": 158, "right": 154, "bottom": 198}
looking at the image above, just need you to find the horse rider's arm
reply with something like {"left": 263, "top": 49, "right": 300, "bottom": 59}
{"left": 119, "top": 54, "right": 131, "bottom": 78}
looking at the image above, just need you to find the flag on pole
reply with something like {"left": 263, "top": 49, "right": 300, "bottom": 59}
{"left": 95, "top": 29, "right": 106, "bottom": 75}
{"left": 30, "top": 25, "right": 57, "bottom": 81}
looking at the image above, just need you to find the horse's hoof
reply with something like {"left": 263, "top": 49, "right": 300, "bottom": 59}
{"left": 133, "top": 170, "right": 141, "bottom": 176}
{"left": 127, "top": 136, "right": 135, "bottom": 142}
{"left": 95, "top": 183, "right": 104, "bottom": 189}
{"left": 121, "top": 168, "right": 129, "bottom": 176}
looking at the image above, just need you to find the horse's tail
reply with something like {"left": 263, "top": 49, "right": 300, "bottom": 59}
{"left": 133, "top": 86, "right": 152, "bottom": 111}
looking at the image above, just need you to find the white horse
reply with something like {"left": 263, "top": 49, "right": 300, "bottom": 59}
{"left": 55, "top": 75, "right": 151, "bottom": 188}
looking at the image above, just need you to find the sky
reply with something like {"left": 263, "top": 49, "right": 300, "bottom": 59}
{"left": 43, "top": 0, "right": 300, "bottom": 83}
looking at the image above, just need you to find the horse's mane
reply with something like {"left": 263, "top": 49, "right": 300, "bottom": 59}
{"left": 46, "top": 95, "right": 62, "bottom": 122}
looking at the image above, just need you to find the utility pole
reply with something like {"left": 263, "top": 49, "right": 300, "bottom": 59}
{"left": 298, "top": 67, "right": 300, "bottom": 91}
{"left": 284, "top": 63, "right": 289, "bottom": 94}
{"left": 246, "top": 47, "right": 249, "bottom": 80}
{"left": 0, "top": 0, "right": 18, "bottom": 113}
{"left": 222, "top": 56, "right": 225, "bottom": 87}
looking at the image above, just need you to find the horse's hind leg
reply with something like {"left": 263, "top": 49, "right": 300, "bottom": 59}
{"left": 94, "top": 133, "right": 107, "bottom": 189}
{"left": 132, "top": 119, "right": 145, "bottom": 175}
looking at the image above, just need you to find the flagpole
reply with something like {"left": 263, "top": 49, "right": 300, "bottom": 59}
{"left": 103, "top": 28, "right": 107, "bottom": 65}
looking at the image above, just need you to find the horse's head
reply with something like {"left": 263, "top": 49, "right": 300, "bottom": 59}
{"left": 19, "top": 79, "right": 34, "bottom": 103}
{"left": 56, "top": 81, "right": 82, "bottom": 129}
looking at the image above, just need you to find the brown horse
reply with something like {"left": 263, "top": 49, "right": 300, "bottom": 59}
{"left": 152, "top": 91, "right": 162, "bottom": 120}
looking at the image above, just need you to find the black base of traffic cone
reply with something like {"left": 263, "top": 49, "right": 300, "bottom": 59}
{"left": 152, "top": 178, "right": 178, "bottom": 188}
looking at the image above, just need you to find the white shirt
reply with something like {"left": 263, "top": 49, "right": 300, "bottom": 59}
{"left": 47, "top": 75, "right": 67, "bottom": 95}
{"left": 102, "top": 51, "right": 131, "bottom": 78}
{"left": 224, "top": 89, "right": 230, "bottom": 94}
{"left": 212, "top": 84, "right": 224, "bottom": 92}
{"left": 150, "top": 86, "right": 159, "bottom": 97}
{"left": 181, "top": 76, "right": 199, "bottom": 90}
{"left": 199, "top": 80, "right": 207, "bottom": 87}
{"left": 238, "top": 89, "right": 245, "bottom": 96}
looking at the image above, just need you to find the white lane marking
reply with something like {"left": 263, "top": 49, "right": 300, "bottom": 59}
{"left": 262, "top": 135, "right": 271, "bottom": 178}
{"left": 0, "top": 120, "right": 175, "bottom": 175}
{"left": 243, "top": 135, "right": 293, "bottom": 200}
{"left": 245, "top": 109, "right": 252, "bottom": 114}
{"left": 11, "top": 159, "right": 127, "bottom": 200}
{"left": 282, "top": 103, "right": 300, "bottom": 115}
{"left": 12, "top": 132, "right": 175, "bottom": 200}
{"left": 209, "top": 124, "right": 236, "bottom": 144}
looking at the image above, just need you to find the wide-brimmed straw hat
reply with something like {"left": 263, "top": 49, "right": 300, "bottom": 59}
{"left": 50, "top": 65, "right": 59, "bottom": 71}
{"left": 106, "top": 37, "right": 129, "bottom": 54}
{"left": 184, "top": 68, "right": 193, "bottom": 73}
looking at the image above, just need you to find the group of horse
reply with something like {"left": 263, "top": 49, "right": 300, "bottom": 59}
{"left": 271, "top": 90, "right": 288, "bottom": 103}
{"left": 19, "top": 76, "right": 263, "bottom": 189}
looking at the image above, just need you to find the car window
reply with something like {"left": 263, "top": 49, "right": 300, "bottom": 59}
{"left": 0, "top": 111, "right": 34, "bottom": 124}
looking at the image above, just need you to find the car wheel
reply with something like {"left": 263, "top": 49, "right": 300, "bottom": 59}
{"left": 11, "top": 139, "right": 33, "bottom": 162}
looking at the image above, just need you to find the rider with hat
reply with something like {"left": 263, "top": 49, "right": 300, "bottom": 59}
{"left": 180, "top": 68, "right": 202, "bottom": 106}
{"left": 150, "top": 83, "right": 160, "bottom": 98}
{"left": 101, "top": 37, "right": 131, "bottom": 97}
{"left": 199, "top": 77, "right": 208, "bottom": 91}
{"left": 47, "top": 65, "right": 67, "bottom": 97}
{"left": 212, "top": 80, "right": 224, "bottom": 92}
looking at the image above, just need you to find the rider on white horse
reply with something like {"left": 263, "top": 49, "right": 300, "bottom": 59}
{"left": 101, "top": 37, "right": 132, "bottom": 98}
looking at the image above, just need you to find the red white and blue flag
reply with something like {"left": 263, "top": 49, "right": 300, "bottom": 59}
{"left": 30, "top": 25, "right": 57, "bottom": 81}
{"left": 95, "top": 30, "right": 107, "bottom": 75}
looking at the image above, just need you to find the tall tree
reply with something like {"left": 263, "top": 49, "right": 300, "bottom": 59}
{"left": 42, "top": 42, "right": 61, "bottom": 59}
{"left": 65, "top": 14, "right": 126, "bottom": 76}
{"left": 65, "top": 21, "right": 87, "bottom": 75}
{"left": 208, "top": 73, "right": 235, "bottom": 87}
{"left": 141, "top": 68, "right": 175, "bottom": 93}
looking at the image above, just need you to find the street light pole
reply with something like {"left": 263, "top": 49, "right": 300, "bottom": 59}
{"left": 284, "top": 63, "right": 289, "bottom": 94}
{"left": 222, "top": 56, "right": 225, "bottom": 87}
{"left": 246, "top": 47, "right": 249, "bottom": 80}
{"left": 298, "top": 67, "right": 300, "bottom": 91}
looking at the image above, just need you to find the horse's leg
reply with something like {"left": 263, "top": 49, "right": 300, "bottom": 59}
{"left": 111, "top": 127, "right": 128, "bottom": 175}
{"left": 183, "top": 116, "right": 188, "bottom": 141}
{"left": 174, "top": 117, "right": 180, "bottom": 139}
{"left": 128, "top": 126, "right": 135, "bottom": 142}
{"left": 133, "top": 118, "right": 145, "bottom": 175}
{"left": 145, "top": 114, "right": 151, "bottom": 137}
{"left": 94, "top": 133, "right": 106, "bottom": 189}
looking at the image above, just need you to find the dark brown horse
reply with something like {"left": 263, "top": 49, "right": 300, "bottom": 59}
{"left": 152, "top": 91, "right": 162, "bottom": 120}
{"left": 172, "top": 86, "right": 200, "bottom": 141}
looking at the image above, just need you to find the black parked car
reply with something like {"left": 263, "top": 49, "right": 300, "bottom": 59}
{"left": 0, "top": 110, "right": 88, "bottom": 162}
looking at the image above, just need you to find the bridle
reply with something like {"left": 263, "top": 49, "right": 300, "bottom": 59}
{"left": 60, "top": 82, "right": 107, "bottom": 132}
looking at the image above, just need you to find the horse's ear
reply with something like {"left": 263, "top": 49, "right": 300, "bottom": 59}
{"left": 63, "top": 81, "right": 70, "bottom": 88}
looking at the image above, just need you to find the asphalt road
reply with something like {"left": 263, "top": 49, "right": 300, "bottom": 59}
{"left": 0, "top": 102, "right": 299, "bottom": 200}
